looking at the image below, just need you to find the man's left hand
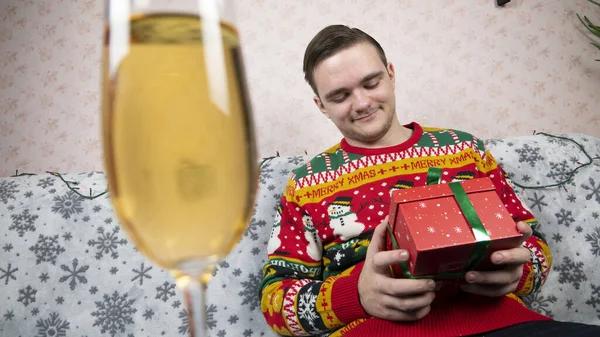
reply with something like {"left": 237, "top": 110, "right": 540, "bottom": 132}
{"left": 460, "top": 221, "right": 532, "bottom": 297}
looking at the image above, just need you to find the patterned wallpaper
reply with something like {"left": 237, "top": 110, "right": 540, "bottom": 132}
{"left": 0, "top": 0, "right": 599, "bottom": 177}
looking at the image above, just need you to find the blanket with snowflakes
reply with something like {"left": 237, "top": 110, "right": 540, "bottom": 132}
{"left": 1, "top": 133, "right": 599, "bottom": 337}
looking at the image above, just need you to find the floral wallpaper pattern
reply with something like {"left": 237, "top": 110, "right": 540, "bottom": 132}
{"left": 1, "top": 0, "right": 599, "bottom": 177}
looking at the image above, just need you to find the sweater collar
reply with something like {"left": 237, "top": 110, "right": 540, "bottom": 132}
{"left": 340, "top": 122, "right": 423, "bottom": 156}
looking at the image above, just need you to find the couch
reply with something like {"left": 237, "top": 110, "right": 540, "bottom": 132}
{"left": 1, "top": 133, "right": 600, "bottom": 337}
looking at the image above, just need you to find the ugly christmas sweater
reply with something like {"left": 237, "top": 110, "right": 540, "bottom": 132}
{"left": 260, "top": 123, "right": 552, "bottom": 337}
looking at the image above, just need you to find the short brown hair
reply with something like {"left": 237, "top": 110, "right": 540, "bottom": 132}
{"left": 303, "top": 25, "right": 388, "bottom": 96}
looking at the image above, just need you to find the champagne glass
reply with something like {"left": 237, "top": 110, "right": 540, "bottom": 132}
{"left": 101, "top": 1, "right": 258, "bottom": 336}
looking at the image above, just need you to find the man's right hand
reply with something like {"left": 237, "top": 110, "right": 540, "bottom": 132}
{"left": 358, "top": 217, "right": 436, "bottom": 321}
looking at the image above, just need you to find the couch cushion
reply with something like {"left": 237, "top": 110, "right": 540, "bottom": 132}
{"left": 0, "top": 170, "right": 284, "bottom": 337}
{"left": 484, "top": 133, "right": 600, "bottom": 324}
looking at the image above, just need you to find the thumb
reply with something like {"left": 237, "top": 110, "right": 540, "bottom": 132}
{"left": 366, "top": 216, "right": 389, "bottom": 261}
{"left": 366, "top": 217, "right": 409, "bottom": 274}
{"left": 516, "top": 221, "right": 532, "bottom": 245}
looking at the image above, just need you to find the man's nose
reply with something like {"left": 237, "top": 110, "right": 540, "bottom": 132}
{"left": 352, "top": 89, "right": 371, "bottom": 112}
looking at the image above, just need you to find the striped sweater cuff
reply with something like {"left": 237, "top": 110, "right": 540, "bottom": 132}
{"left": 515, "top": 260, "right": 533, "bottom": 295}
{"left": 330, "top": 262, "right": 369, "bottom": 323}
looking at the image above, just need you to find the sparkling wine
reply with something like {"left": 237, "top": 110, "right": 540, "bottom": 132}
{"left": 102, "top": 13, "right": 257, "bottom": 272}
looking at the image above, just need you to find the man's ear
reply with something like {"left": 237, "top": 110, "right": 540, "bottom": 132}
{"left": 387, "top": 62, "right": 396, "bottom": 90}
{"left": 314, "top": 96, "right": 330, "bottom": 119}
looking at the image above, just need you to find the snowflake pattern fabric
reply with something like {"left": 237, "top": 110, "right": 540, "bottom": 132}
{"left": 486, "top": 134, "right": 600, "bottom": 324}
{"left": 0, "top": 172, "right": 283, "bottom": 337}
{"left": 1, "top": 134, "right": 600, "bottom": 336}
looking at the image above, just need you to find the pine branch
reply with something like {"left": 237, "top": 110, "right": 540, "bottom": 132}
{"left": 577, "top": 1, "right": 600, "bottom": 61}
{"left": 577, "top": 14, "right": 600, "bottom": 38}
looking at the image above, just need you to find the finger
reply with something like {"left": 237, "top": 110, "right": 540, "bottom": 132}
{"left": 465, "top": 267, "right": 522, "bottom": 285}
{"left": 368, "top": 217, "right": 413, "bottom": 275}
{"left": 384, "top": 278, "right": 437, "bottom": 297}
{"left": 378, "top": 303, "right": 432, "bottom": 322}
{"left": 460, "top": 283, "right": 517, "bottom": 297}
{"left": 491, "top": 246, "right": 532, "bottom": 266}
{"left": 366, "top": 216, "right": 389, "bottom": 261}
{"left": 382, "top": 291, "right": 436, "bottom": 312}
{"left": 398, "top": 305, "right": 432, "bottom": 321}
{"left": 516, "top": 221, "right": 532, "bottom": 244}
{"left": 372, "top": 249, "right": 410, "bottom": 273}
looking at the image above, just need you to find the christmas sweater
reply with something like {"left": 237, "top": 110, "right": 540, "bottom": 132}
{"left": 260, "top": 123, "right": 553, "bottom": 337}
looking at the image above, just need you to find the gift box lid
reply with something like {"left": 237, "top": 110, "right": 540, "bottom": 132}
{"left": 390, "top": 178, "right": 521, "bottom": 252}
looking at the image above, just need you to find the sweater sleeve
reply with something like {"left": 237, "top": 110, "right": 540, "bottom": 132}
{"left": 260, "top": 179, "right": 368, "bottom": 336}
{"left": 473, "top": 139, "right": 553, "bottom": 296}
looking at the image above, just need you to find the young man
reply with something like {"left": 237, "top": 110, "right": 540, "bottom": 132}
{"left": 260, "top": 25, "right": 600, "bottom": 336}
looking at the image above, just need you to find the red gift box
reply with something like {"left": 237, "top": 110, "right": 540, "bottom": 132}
{"left": 385, "top": 177, "right": 522, "bottom": 297}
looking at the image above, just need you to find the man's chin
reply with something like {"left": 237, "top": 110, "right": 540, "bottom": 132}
{"left": 347, "top": 120, "right": 395, "bottom": 146}
{"left": 349, "top": 131, "right": 387, "bottom": 146}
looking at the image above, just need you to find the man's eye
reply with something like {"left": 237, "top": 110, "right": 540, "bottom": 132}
{"left": 365, "top": 81, "right": 380, "bottom": 89}
{"left": 331, "top": 94, "right": 347, "bottom": 103}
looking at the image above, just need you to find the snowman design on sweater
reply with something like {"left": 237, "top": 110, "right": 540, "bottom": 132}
{"left": 302, "top": 212, "right": 323, "bottom": 261}
{"left": 267, "top": 204, "right": 283, "bottom": 254}
{"left": 452, "top": 170, "right": 476, "bottom": 182}
{"left": 327, "top": 196, "right": 365, "bottom": 241}
{"left": 389, "top": 179, "right": 415, "bottom": 195}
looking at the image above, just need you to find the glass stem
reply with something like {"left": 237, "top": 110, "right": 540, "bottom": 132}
{"left": 176, "top": 268, "right": 210, "bottom": 337}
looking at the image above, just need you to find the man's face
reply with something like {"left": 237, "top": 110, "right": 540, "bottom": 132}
{"left": 313, "top": 42, "right": 396, "bottom": 147}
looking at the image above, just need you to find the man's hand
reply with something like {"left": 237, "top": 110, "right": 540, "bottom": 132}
{"left": 460, "top": 221, "right": 532, "bottom": 297}
{"left": 358, "top": 217, "right": 436, "bottom": 321}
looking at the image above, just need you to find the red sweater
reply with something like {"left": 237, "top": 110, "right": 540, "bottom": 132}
{"left": 260, "top": 123, "right": 552, "bottom": 336}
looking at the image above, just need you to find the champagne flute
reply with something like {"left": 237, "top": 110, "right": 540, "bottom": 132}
{"left": 101, "top": 1, "right": 258, "bottom": 336}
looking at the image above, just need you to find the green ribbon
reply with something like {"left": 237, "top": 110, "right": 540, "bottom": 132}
{"left": 426, "top": 167, "right": 442, "bottom": 186}
{"left": 388, "top": 169, "right": 491, "bottom": 279}
{"left": 448, "top": 181, "right": 490, "bottom": 271}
